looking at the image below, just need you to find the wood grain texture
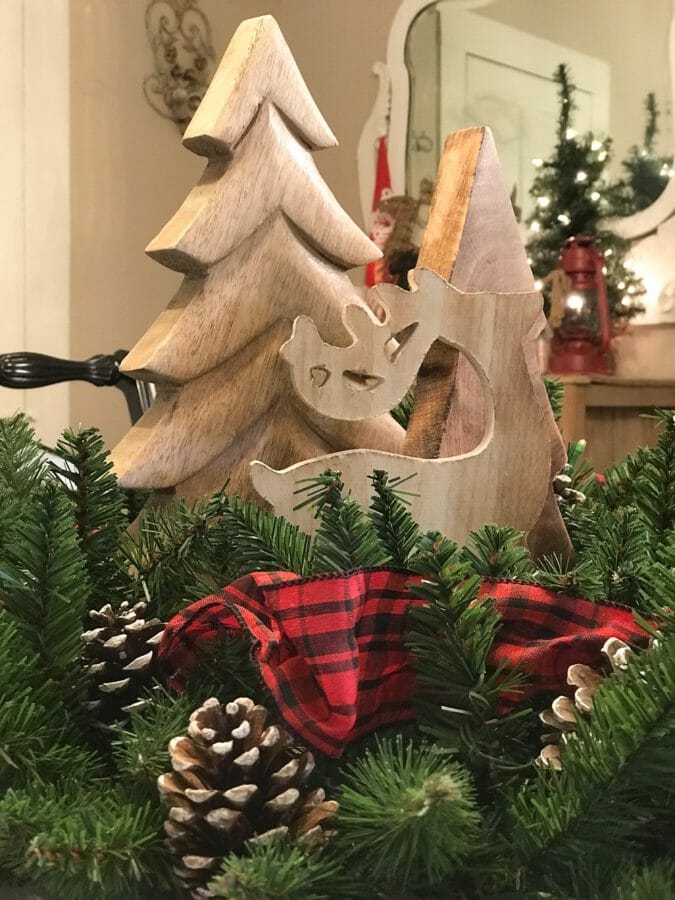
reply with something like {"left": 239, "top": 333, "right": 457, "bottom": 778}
{"left": 183, "top": 15, "right": 337, "bottom": 157}
{"left": 254, "top": 127, "right": 571, "bottom": 557}
{"left": 122, "top": 216, "right": 362, "bottom": 383}
{"left": 252, "top": 268, "right": 553, "bottom": 548}
{"left": 146, "top": 102, "right": 377, "bottom": 273}
{"left": 403, "top": 128, "right": 484, "bottom": 459}
{"left": 111, "top": 15, "right": 404, "bottom": 502}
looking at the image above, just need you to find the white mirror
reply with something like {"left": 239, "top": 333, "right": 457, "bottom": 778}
{"left": 359, "top": 0, "right": 675, "bottom": 323}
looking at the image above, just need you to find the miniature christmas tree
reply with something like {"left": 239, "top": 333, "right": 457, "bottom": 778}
{"left": 526, "top": 64, "right": 645, "bottom": 324}
{"left": 111, "top": 16, "right": 403, "bottom": 502}
{"left": 607, "top": 92, "right": 674, "bottom": 216}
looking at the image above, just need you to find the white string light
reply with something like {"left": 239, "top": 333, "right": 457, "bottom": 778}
{"left": 591, "top": 140, "right": 603, "bottom": 151}
{"left": 536, "top": 196, "right": 551, "bottom": 208}
{"left": 575, "top": 170, "right": 588, "bottom": 182}
{"left": 565, "top": 128, "right": 577, "bottom": 140}
{"left": 534, "top": 279, "right": 543, "bottom": 290}
{"left": 565, "top": 292, "right": 586, "bottom": 312}
{"left": 590, "top": 191, "right": 601, "bottom": 201}
{"left": 598, "top": 150, "right": 608, "bottom": 161}
{"left": 557, "top": 213, "right": 571, "bottom": 225}
{"left": 532, "top": 157, "right": 544, "bottom": 168}
{"left": 530, "top": 220, "right": 541, "bottom": 233}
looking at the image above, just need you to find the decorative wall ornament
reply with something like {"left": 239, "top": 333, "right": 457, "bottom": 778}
{"left": 143, "top": 0, "right": 215, "bottom": 133}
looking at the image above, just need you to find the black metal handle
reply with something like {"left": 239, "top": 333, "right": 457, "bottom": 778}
{"left": 0, "top": 352, "right": 122, "bottom": 389}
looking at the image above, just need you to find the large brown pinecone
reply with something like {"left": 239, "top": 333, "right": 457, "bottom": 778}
{"left": 158, "top": 696, "right": 338, "bottom": 898}
{"left": 81, "top": 600, "right": 165, "bottom": 721}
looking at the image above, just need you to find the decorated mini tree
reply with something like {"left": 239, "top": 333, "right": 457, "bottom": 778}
{"left": 111, "top": 16, "right": 403, "bottom": 501}
{"left": 607, "top": 92, "right": 674, "bottom": 216}
{"left": 526, "top": 64, "right": 645, "bottom": 324}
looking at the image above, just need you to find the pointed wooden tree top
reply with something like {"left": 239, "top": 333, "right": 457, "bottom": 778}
{"left": 183, "top": 15, "right": 337, "bottom": 157}
{"left": 146, "top": 103, "right": 378, "bottom": 272}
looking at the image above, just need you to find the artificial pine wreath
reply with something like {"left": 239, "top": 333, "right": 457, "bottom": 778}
{"left": 0, "top": 408, "right": 672, "bottom": 898}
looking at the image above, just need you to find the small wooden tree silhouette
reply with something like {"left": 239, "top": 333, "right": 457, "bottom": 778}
{"left": 111, "top": 16, "right": 403, "bottom": 500}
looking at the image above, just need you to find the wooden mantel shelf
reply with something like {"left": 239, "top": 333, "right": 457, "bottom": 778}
{"left": 553, "top": 373, "right": 675, "bottom": 471}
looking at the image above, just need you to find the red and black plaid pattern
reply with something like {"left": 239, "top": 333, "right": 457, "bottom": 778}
{"left": 159, "top": 569, "right": 650, "bottom": 757}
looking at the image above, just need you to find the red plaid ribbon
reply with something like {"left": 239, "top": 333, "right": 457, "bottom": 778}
{"left": 158, "top": 569, "right": 649, "bottom": 757}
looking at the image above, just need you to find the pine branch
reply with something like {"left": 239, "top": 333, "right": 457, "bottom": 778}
{"left": 461, "top": 524, "right": 533, "bottom": 580}
{"left": 52, "top": 428, "right": 133, "bottom": 607}
{"left": 0, "top": 414, "right": 45, "bottom": 501}
{"left": 612, "top": 860, "right": 675, "bottom": 900}
{"left": 369, "top": 470, "right": 421, "bottom": 567}
{"left": 390, "top": 388, "right": 415, "bottom": 430}
{"left": 336, "top": 736, "right": 480, "bottom": 891}
{"left": 219, "top": 494, "right": 313, "bottom": 578}
{"left": 306, "top": 473, "right": 389, "bottom": 573}
{"left": 111, "top": 687, "right": 193, "bottom": 793}
{"left": 209, "top": 840, "right": 342, "bottom": 900}
{"left": 0, "top": 780, "right": 170, "bottom": 896}
{"left": 406, "top": 550, "right": 531, "bottom": 780}
{"left": 543, "top": 376, "right": 564, "bottom": 422}
{"left": 0, "top": 415, "right": 46, "bottom": 559}
{"left": 0, "top": 481, "right": 90, "bottom": 694}
{"left": 508, "top": 632, "right": 675, "bottom": 895}
{"left": 126, "top": 493, "right": 230, "bottom": 619}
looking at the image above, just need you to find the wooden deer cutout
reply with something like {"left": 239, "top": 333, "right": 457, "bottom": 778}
{"left": 110, "top": 16, "right": 404, "bottom": 502}
{"left": 252, "top": 128, "right": 571, "bottom": 555}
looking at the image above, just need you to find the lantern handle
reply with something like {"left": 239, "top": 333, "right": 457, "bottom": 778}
{"left": 593, "top": 248, "right": 613, "bottom": 353}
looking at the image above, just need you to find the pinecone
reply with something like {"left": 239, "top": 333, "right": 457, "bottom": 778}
{"left": 158, "top": 696, "right": 338, "bottom": 898}
{"left": 81, "top": 600, "right": 165, "bottom": 721}
{"left": 537, "top": 637, "right": 634, "bottom": 770}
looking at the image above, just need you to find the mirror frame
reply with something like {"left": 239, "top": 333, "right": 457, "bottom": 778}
{"left": 358, "top": 0, "right": 675, "bottom": 244}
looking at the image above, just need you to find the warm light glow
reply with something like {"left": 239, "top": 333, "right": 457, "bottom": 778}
{"left": 627, "top": 285, "right": 636, "bottom": 294}
{"left": 604, "top": 248, "right": 613, "bottom": 257}
{"left": 621, "top": 296, "right": 633, "bottom": 307}
{"left": 598, "top": 151, "right": 608, "bottom": 161}
{"left": 591, "top": 140, "right": 603, "bottom": 151}
{"left": 565, "top": 128, "right": 577, "bottom": 140}
{"left": 557, "top": 213, "right": 571, "bottom": 225}
{"left": 537, "top": 195, "right": 551, "bottom": 208}
{"left": 618, "top": 281, "right": 626, "bottom": 290}
{"left": 530, "top": 220, "right": 541, "bottom": 232}
{"left": 590, "top": 191, "right": 601, "bottom": 201}
{"left": 575, "top": 170, "right": 588, "bottom": 182}
{"left": 534, "top": 279, "right": 543, "bottom": 290}
{"left": 532, "top": 157, "right": 544, "bottom": 168}
{"left": 602, "top": 266, "right": 608, "bottom": 275}
{"left": 565, "top": 292, "right": 586, "bottom": 313}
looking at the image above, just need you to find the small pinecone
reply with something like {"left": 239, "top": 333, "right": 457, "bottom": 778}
{"left": 81, "top": 600, "right": 165, "bottom": 721}
{"left": 158, "top": 697, "right": 338, "bottom": 899}
{"left": 537, "top": 637, "right": 634, "bottom": 770}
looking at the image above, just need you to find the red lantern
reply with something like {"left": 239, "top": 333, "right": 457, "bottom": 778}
{"left": 548, "top": 235, "right": 613, "bottom": 375}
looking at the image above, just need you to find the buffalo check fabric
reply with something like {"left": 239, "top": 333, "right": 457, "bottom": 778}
{"left": 158, "top": 569, "right": 650, "bottom": 757}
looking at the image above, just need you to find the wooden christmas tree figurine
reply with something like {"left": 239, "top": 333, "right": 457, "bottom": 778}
{"left": 111, "top": 16, "right": 403, "bottom": 501}
{"left": 253, "top": 128, "right": 571, "bottom": 557}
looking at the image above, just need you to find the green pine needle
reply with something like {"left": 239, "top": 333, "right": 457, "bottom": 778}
{"left": 337, "top": 736, "right": 480, "bottom": 890}
{"left": 462, "top": 524, "right": 533, "bottom": 579}
{"left": 309, "top": 473, "right": 389, "bottom": 572}
{"left": 369, "top": 469, "right": 421, "bottom": 567}
{"left": 543, "top": 376, "right": 564, "bottom": 422}
{"left": 209, "top": 840, "right": 341, "bottom": 900}
{"left": 508, "top": 631, "right": 675, "bottom": 894}
{"left": 390, "top": 388, "right": 415, "bottom": 430}
{"left": 52, "top": 427, "right": 133, "bottom": 606}
{"left": 0, "top": 480, "right": 90, "bottom": 692}
{"left": 219, "top": 494, "right": 313, "bottom": 578}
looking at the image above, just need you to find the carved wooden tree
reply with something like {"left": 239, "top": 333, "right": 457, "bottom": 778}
{"left": 111, "top": 15, "right": 403, "bottom": 501}
{"left": 253, "top": 128, "right": 571, "bottom": 557}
